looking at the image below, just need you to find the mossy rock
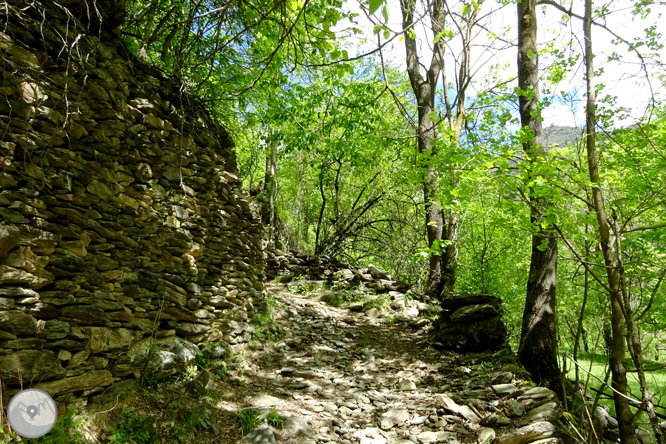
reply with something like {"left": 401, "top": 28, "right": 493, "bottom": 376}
{"left": 498, "top": 354, "right": 519, "bottom": 365}
{"left": 501, "top": 363, "right": 532, "bottom": 381}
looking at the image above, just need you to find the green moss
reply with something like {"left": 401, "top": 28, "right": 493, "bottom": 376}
{"left": 502, "top": 363, "right": 532, "bottom": 381}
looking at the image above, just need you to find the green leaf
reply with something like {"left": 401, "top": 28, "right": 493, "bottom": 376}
{"left": 369, "top": 0, "right": 384, "bottom": 15}
{"left": 527, "top": 49, "right": 535, "bottom": 59}
{"left": 444, "top": 29, "right": 453, "bottom": 38}
{"left": 433, "top": 32, "right": 443, "bottom": 44}
{"left": 462, "top": 4, "right": 471, "bottom": 15}
{"left": 382, "top": 4, "right": 389, "bottom": 22}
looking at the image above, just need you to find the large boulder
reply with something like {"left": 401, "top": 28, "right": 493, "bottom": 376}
{"left": 368, "top": 264, "right": 391, "bottom": 280}
{"left": 440, "top": 294, "right": 502, "bottom": 318}
{"left": 126, "top": 336, "right": 199, "bottom": 380}
{"left": 432, "top": 294, "right": 507, "bottom": 352}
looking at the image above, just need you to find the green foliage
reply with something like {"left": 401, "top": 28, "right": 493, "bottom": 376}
{"left": 110, "top": 411, "right": 154, "bottom": 444}
{"left": 266, "top": 410, "right": 286, "bottom": 428}
{"left": 229, "top": 378, "right": 247, "bottom": 387}
{"left": 0, "top": 427, "right": 19, "bottom": 444}
{"left": 251, "top": 294, "right": 283, "bottom": 341}
{"left": 173, "top": 407, "right": 210, "bottom": 443}
{"left": 214, "top": 362, "right": 229, "bottom": 379}
{"left": 561, "top": 352, "right": 666, "bottom": 419}
{"left": 195, "top": 352, "right": 211, "bottom": 370}
{"left": 365, "top": 293, "right": 390, "bottom": 311}
{"left": 32, "top": 411, "right": 88, "bottom": 444}
{"left": 236, "top": 409, "right": 262, "bottom": 435}
{"left": 326, "top": 294, "right": 345, "bottom": 307}
{"left": 291, "top": 282, "right": 308, "bottom": 294}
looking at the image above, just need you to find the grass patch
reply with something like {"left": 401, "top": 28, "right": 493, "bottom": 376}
{"left": 32, "top": 411, "right": 88, "bottom": 444}
{"left": 266, "top": 410, "right": 286, "bottom": 428}
{"left": 561, "top": 351, "right": 666, "bottom": 421}
{"left": 214, "top": 361, "right": 229, "bottom": 379}
{"left": 110, "top": 411, "right": 154, "bottom": 444}
{"left": 236, "top": 409, "right": 262, "bottom": 435}
{"left": 327, "top": 294, "right": 345, "bottom": 307}
{"left": 251, "top": 293, "right": 283, "bottom": 341}
{"left": 173, "top": 406, "right": 210, "bottom": 443}
{"left": 365, "top": 293, "right": 390, "bottom": 311}
{"left": 289, "top": 280, "right": 324, "bottom": 295}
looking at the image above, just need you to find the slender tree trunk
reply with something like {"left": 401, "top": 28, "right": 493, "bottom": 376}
{"left": 516, "top": 0, "right": 562, "bottom": 398}
{"left": 295, "top": 153, "right": 307, "bottom": 247}
{"left": 573, "top": 244, "right": 590, "bottom": 388}
{"left": 615, "top": 222, "right": 665, "bottom": 443}
{"left": 315, "top": 163, "right": 328, "bottom": 254}
{"left": 440, "top": 210, "right": 459, "bottom": 297}
{"left": 400, "top": 0, "right": 448, "bottom": 299}
{"left": 262, "top": 135, "right": 278, "bottom": 246}
{"left": 583, "top": 1, "right": 636, "bottom": 441}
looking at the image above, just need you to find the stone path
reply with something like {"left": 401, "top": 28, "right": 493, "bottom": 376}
{"left": 233, "top": 283, "right": 568, "bottom": 444}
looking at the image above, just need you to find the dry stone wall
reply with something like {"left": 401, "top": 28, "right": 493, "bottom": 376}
{"left": 0, "top": 1, "right": 264, "bottom": 401}
{"left": 266, "top": 249, "right": 411, "bottom": 293}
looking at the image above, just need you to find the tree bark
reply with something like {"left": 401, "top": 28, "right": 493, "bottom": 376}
{"left": 399, "top": 0, "right": 448, "bottom": 299}
{"left": 262, "top": 134, "right": 278, "bottom": 246}
{"left": 615, "top": 221, "right": 665, "bottom": 443}
{"left": 516, "top": 0, "right": 562, "bottom": 398}
{"left": 573, "top": 241, "right": 590, "bottom": 388}
{"left": 315, "top": 162, "right": 329, "bottom": 254}
{"left": 583, "top": 1, "right": 637, "bottom": 441}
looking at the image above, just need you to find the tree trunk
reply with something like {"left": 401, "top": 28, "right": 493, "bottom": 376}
{"left": 516, "top": 0, "right": 562, "bottom": 398}
{"left": 262, "top": 135, "right": 278, "bottom": 246}
{"left": 519, "top": 231, "right": 561, "bottom": 395}
{"left": 440, "top": 211, "right": 459, "bottom": 298}
{"left": 573, "top": 244, "right": 590, "bottom": 387}
{"left": 315, "top": 163, "right": 328, "bottom": 254}
{"left": 399, "top": 0, "right": 447, "bottom": 299}
{"left": 615, "top": 221, "right": 665, "bottom": 443}
{"left": 583, "top": 1, "right": 637, "bottom": 441}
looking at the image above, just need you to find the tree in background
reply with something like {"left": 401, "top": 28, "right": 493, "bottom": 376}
{"left": 397, "top": 0, "right": 513, "bottom": 300}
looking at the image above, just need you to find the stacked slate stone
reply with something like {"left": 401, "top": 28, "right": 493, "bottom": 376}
{"left": 432, "top": 294, "right": 508, "bottom": 352}
{"left": 266, "top": 249, "right": 411, "bottom": 293}
{"left": 0, "top": 1, "right": 264, "bottom": 401}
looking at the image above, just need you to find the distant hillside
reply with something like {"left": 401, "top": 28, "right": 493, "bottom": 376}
{"left": 508, "top": 126, "right": 583, "bottom": 167}
{"left": 544, "top": 125, "right": 583, "bottom": 147}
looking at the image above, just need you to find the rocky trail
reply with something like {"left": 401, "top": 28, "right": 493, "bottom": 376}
{"left": 78, "top": 279, "right": 574, "bottom": 444}
{"left": 211, "top": 281, "right": 569, "bottom": 444}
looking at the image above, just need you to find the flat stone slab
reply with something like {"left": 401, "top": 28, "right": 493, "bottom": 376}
{"left": 242, "top": 424, "right": 276, "bottom": 444}
{"left": 417, "top": 430, "right": 455, "bottom": 443}
{"left": 379, "top": 407, "right": 409, "bottom": 430}
{"left": 495, "top": 421, "right": 557, "bottom": 444}
{"left": 282, "top": 415, "right": 314, "bottom": 437}
{"left": 398, "top": 380, "right": 416, "bottom": 391}
{"left": 492, "top": 383, "right": 518, "bottom": 396}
